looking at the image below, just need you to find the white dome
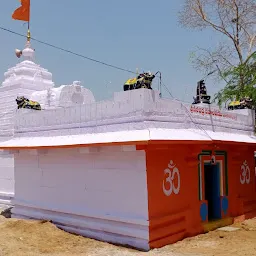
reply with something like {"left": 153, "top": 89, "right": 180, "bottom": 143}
{"left": 30, "top": 81, "right": 95, "bottom": 109}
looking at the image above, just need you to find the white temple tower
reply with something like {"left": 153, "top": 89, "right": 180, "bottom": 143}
{"left": 0, "top": 39, "right": 54, "bottom": 205}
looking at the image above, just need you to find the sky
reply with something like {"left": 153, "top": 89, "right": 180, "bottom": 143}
{"left": 0, "top": 0, "right": 225, "bottom": 103}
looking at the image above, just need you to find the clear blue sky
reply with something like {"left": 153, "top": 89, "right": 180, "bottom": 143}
{"left": 0, "top": 0, "right": 224, "bottom": 102}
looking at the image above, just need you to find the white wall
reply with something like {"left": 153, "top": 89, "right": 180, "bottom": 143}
{"left": 0, "top": 86, "right": 39, "bottom": 206}
{"left": 12, "top": 145, "right": 149, "bottom": 250}
{"left": 15, "top": 89, "right": 255, "bottom": 137}
{"left": 0, "top": 150, "right": 14, "bottom": 205}
{"left": 0, "top": 85, "right": 49, "bottom": 206}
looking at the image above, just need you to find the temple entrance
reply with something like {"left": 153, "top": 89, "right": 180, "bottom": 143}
{"left": 204, "top": 163, "right": 221, "bottom": 221}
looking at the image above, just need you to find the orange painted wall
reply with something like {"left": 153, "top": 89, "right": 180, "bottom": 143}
{"left": 145, "top": 143, "right": 256, "bottom": 249}
{"left": 227, "top": 146, "right": 256, "bottom": 219}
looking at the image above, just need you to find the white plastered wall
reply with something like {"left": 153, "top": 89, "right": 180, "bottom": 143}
{"left": 0, "top": 150, "right": 14, "bottom": 205}
{"left": 0, "top": 86, "right": 47, "bottom": 206}
{"left": 12, "top": 145, "right": 149, "bottom": 250}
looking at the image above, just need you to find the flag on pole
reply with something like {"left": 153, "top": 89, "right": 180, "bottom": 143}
{"left": 12, "top": 0, "right": 30, "bottom": 22}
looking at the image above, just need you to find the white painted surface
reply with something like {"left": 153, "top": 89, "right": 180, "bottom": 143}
{"left": 0, "top": 40, "right": 97, "bottom": 206}
{"left": 240, "top": 160, "right": 251, "bottom": 185}
{"left": 0, "top": 150, "right": 14, "bottom": 206}
{"left": 9, "top": 89, "right": 255, "bottom": 143}
{"left": 30, "top": 81, "right": 95, "bottom": 109}
{"left": 163, "top": 160, "right": 181, "bottom": 196}
{"left": 217, "top": 226, "right": 240, "bottom": 232}
{"left": 0, "top": 129, "right": 207, "bottom": 148}
{"left": 0, "top": 39, "right": 56, "bottom": 205}
{"left": 12, "top": 146, "right": 149, "bottom": 250}
{"left": 2, "top": 42, "right": 54, "bottom": 91}
{"left": 1, "top": 128, "right": 256, "bottom": 149}
{"left": 0, "top": 86, "right": 255, "bottom": 149}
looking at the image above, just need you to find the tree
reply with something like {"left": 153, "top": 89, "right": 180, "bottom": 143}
{"left": 179, "top": 0, "right": 256, "bottom": 105}
{"left": 214, "top": 51, "right": 256, "bottom": 106}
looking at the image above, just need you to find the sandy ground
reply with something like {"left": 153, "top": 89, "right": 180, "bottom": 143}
{"left": 0, "top": 212, "right": 255, "bottom": 256}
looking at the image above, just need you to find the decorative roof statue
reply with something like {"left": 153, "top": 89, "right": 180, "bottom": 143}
{"left": 16, "top": 96, "right": 41, "bottom": 110}
{"left": 192, "top": 80, "right": 211, "bottom": 104}
{"left": 228, "top": 97, "right": 254, "bottom": 110}
{"left": 123, "top": 71, "right": 156, "bottom": 91}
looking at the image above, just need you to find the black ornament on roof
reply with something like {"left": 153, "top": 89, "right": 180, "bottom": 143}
{"left": 192, "top": 80, "right": 211, "bottom": 104}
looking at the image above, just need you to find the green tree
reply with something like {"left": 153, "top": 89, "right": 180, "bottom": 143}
{"left": 179, "top": 0, "right": 256, "bottom": 106}
{"left": 214, "top": 52, "right": 256, "bottom": 107}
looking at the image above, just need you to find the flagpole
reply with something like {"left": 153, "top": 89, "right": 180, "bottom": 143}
{"left": 27, "top": 0, "right": 31, "bottom": 42}
{"left": 12, "top": 0, "right": 31, "bottom": 42}
{"left": 27, "top": 23, "right": 30, "bottom": 42}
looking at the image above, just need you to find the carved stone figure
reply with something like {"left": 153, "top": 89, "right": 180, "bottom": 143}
{"left": 123, "top": 72, "right": 156, "bottom": 91}
{"left": 192, "top": 80, "right": 211, "bottom": 104}
{"left": 16, "top": 96, "right": 41, "bottom": 110}
{"left": 228, "top": 97, "right": 254, "bottom": 110}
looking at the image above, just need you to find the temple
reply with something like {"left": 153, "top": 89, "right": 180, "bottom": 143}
{"left": 0, "top": 39, "right": 255, "bottom": 251}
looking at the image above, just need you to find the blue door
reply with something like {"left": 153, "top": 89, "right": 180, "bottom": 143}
{"left": 204, "top": 163, "right": 221, "bottom": 220}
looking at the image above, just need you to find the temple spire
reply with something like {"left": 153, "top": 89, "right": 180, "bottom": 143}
{"left": 27, "top": 29, "right": 31, "bottom": 43}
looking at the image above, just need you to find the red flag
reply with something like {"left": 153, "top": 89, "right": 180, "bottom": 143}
{"left": 12, "top": 0, "right": 30, "bottom": 22}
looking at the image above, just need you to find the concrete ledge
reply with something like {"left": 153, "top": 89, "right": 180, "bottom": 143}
{"left": 11, "top": 204, "right": 150, "bottom": 251}
{"left": 202, "top": 218, "right": 233, "bottom": 233}
{"left": 0, "top": 192, "right": 14, "bottom": 207}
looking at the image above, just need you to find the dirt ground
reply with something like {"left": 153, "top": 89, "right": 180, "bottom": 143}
{"left": 0, "top": 214, "right": 255, "bottom": 256}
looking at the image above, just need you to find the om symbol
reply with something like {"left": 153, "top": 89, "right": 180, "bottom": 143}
{"left": 163, "top": 160, "right": 181, "bottom": 196}
{"left": 240, "top": 160, "right": 250, "bottom": 185}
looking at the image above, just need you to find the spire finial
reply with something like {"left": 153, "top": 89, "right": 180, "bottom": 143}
{"left": 27, "top": 29, "right": 31, "bottom": 42}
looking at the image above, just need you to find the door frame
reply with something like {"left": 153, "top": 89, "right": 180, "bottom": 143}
{"left": 198, "top": 150, "right": 228, "bottom": 222}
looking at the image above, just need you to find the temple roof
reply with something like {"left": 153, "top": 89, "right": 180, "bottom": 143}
{"left": 0, "top": 128, "right": 255, "bottom": 149}
{"left": 1, "top": 41, "right": 54, "bottom": 90}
